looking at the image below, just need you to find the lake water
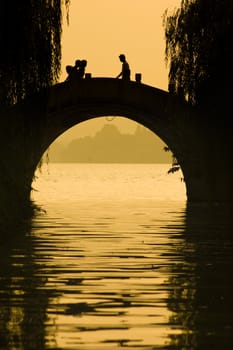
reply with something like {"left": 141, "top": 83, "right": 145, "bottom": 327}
{"left": 0, "top": 163, "right": 232, "bottom": 350}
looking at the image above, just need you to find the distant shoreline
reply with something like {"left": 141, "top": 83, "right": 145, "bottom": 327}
{"left": 46, "top": 161, "right": 171, "bottom": 164}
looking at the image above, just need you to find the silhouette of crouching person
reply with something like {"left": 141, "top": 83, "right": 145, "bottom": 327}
{"left": 77, "top": 59, "right": 87, "bottom": 79}
{"left": 65, "top": 65, "right": 75, "bottom": 82}
{"left": 65, "top": 59, "right": 88, "bottom": 82}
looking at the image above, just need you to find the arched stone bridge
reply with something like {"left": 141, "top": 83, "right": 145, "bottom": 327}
{"left": 1, "top": 77, "right": 232, "bottom": 220}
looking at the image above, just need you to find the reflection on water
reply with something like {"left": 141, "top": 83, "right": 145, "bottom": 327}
{"left": 0, "top": 164, "right": 232, "bottom": 349}
{"left": 169, "top": 202, "right": 233, "bottom": 349}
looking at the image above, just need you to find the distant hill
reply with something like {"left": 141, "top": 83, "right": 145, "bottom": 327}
{"left": 47, "top": 124, "right": 172, "bottom": 163}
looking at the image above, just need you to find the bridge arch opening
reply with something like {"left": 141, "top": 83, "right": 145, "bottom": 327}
{"left": 45, "top": 116, "right": 174, "bottom": 164}
{"left": 32, "top": 116, "right": 186, "bottom": 206}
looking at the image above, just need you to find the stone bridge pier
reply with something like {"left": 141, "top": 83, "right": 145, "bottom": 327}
{"left": 0, "top": 78, "right": 233, "bottom": 222}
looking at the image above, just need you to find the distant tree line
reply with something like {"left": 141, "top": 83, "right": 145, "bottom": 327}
{"left": 163, "top": 0, "right": 233, "bottom": 121}
{"left": 47, "top": 124, "right": 172, "bottom": 164}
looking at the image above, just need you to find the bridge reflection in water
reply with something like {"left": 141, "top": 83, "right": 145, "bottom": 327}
{"left": 0, "top": 199, "right": 232, "bottom": 349}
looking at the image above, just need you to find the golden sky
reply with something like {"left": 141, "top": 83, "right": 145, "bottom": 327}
{"left": 58, "top": 0, "right": 181, "bottom": 141}
{"left": 61, "top": 0, "right": 181, "bottom": 88}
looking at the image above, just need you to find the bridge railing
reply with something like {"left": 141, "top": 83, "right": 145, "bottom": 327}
{"left": 84, "top": 72, "right": 142, "bottom": 83}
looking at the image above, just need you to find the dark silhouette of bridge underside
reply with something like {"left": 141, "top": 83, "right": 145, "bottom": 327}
{"left": 47, "top": 78, "right": 191, "bottom": 148}
{"left": 1, "top": 77, "right": 233, "bottom": 222}
{"left": 43, "top": 78, "right": 203, "bottom": 201}
{"left": 44, "top": 77, "right": 233, "bottom": 204}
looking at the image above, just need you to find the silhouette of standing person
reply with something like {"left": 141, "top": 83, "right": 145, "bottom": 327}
{"left": 116, "top": 54, "right": 131, "bottom": 80}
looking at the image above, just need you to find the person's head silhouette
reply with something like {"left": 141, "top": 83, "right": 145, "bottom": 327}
{"left": 81, "top": 59, "right": 87, "bottom": 67}
{"left": 119, "top": 54, "right": 126, "bottom": 62}
{"left": 66, "top": 65, "right": 72, "bottom": 74}
{"left": 75, "top": 59, "right": 81, "bottom": 68}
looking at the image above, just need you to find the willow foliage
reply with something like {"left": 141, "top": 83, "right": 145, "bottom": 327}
{"left": 163, "top": 0, "right": 233, "bottom": 110}
{"left": 0, "top": 0, "right": 70, "bottom": 106}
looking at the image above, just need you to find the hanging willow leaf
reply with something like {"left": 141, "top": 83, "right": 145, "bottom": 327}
{"left": 168, "top": 166, "right": 180, "bottom": 174}
{"left": 163, "top": 146, "right": 170, "bottom": 152}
